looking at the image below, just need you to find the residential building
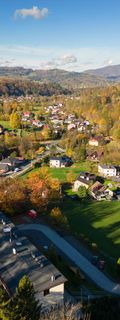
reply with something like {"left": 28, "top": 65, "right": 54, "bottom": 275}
{"left": 0, "top": 157, "right": 24, "bottom": 172}
{"left": 67, "top": 123, "right": 76, "bottom": 131}
{"left": 50, "top": 156, "right": 72, "bottom": 168}
{"left": 98, "top": 164, "right": 117, "bottom": 177}
{"left": 0, "top": 163, "right": 9, "bottom": 174}
{"left": 0, "top": 212, "right": 67, "bottom": 312}
{"left": 90, "top": 181, "right": 113, "bottom": 200}
{"left": 73, "top": 172, "right": 96, "bottom": 191}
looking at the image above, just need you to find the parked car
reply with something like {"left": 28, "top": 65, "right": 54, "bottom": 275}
{"left": 27, "top": 209, "right": 38, "bottom": 218}
{"left": 91, "top": 255, "right": 99, "bottom": 266}
{"left": 91, "top": 255, "right": 105, "bottom": 270}
{"left": 98, "top": 259, "right": 105, "bottom": 270}
{"left": 14, "top": 168, "right": 21, "bottom": 172}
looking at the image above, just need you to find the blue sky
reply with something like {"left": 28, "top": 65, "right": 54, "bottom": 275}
{"left": 0, "top": 0, "right": 120, "bottom": 71}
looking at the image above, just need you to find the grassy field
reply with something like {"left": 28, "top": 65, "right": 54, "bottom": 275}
{"left": 21, "top": 161, "right": 120, "bottom": 261}
{"left": 0, "top": 120, "right": 11, "bottom": 129}
{"left": 49, "top": 161, "right": 95, "bottom": 181}
{"left": 61, "top": 199, "right": 120, "bottom": 259}
{"left": 22, "top": 161, "right": 95, "bottom": 181}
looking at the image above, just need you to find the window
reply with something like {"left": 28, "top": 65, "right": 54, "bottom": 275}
{"left": 44, "top": 289, "right": 50, "bottom": 296}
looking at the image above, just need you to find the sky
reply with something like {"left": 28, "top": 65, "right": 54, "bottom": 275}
{"left": 0, "top": 0, "right": 120, "bottom": 71}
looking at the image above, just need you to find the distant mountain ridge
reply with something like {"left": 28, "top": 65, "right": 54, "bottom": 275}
{"left": 84, "top": 64, "right": 120, "bottom": 81}
{"left": 1, "top": 64, "right": 120, "bottom": 89}
{"left": 0, "top": 67, "right": 107, "bottom": 89}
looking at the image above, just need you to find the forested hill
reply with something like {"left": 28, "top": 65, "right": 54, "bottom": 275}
{"left": 84, "top": 64, "right": 120, "bottom": 81}
{"left": 1, "top": 64, "right": 120, "bottom": 92}
{"left": 0, "top": 67, "right": 107, "bottom": 90}
{"left": 0, "top": 78, "right": 71, "bottom": 97}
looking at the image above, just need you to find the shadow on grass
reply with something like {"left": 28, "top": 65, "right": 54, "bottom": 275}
{"left": 61, "top": 199, "right": 120, "bottom": 259}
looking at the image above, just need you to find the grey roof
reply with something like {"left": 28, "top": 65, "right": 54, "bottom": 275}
{"left": 76, "top": 172, "right": 96, "bottom": 183}
{"left": 0, "top": 157, "right": 23, "bottom": 166}
{"left": 0, "top": 163, "right": 9, "bottom": 171}
{"left": 0, "top": 158, "right": 15, "bottom": 165}
{"left": 50, "top": 157, "right": 62, "bottom": 161}
{"left": 99, "top": 165, "right": 116, "bottom": 169}
{"left": 0, "top": 212, "right": 66, "bottom": 297}
{"left": 76, "top": 177, "right": 91, "bottom": 186}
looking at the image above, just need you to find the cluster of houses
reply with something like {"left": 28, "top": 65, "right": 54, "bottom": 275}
{"left": 21, "top": 111, "right": 44, "bottom": 128}
{"left": 48, "top": 151, "right": 120, "bottom": 201}
{"left": 0, "top": 100, "right": 107, "bottom": 150}
{"left": 45, "top": 103, "right": 92, "bottom": 134}
{"left": 73, "top": 164, "right": 120, "bottom": 201}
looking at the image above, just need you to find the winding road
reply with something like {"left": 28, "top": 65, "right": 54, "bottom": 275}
{"left": 18, "top": 223, "right": 120, "bottom": 295}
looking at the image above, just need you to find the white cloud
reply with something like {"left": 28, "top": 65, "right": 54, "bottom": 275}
{"left": 0, "top": 45, "right": 120, "bottom": 71}
{"left": 103, "top": 59, "right": 113, "bottom": 66}
{"left": 60, "top": 54, "right": 77, "bottom": 65}
{"left": 41, "top": 54, "right": 78, "bottom": 69}
{"left": 15, "top": 6, "right": 48, "bottom": 20}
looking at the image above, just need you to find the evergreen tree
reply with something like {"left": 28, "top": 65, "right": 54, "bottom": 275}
{"left": 0, "top": 286, "right": 9, "bottom": 304}
{"left": 0, "top": 276, "right": 41, "bottom": 320}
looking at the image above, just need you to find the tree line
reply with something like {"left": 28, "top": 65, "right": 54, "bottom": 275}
{"left": 0, "top": 78, "right": 71, "bottom": 97}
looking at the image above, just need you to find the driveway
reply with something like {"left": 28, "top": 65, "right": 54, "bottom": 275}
{"left": 18, "top": 223, "right": 120, "bottom": 295}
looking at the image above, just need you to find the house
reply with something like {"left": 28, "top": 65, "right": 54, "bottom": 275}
{"left": 87, "top": 150, "right": 104, "bottom": 161}
{"left": 0, "top": 212, "right": 67, "bottom": 312}
{"left": 94, "top": 186, "right": 113, "bottom": 200}
{"left": 50, "top": 156, "right": 72, "bottom": 168}
{"left": 90, "top": 181, "right": 114, "bottom": 200}
{"left": 0, "top": 157, "right": 23, "bottom": 172}
{"left": 32, "top": 120, "right": 43, "bottom": 128}
{"left": 83, "top": 120, "right": 90, "bottom": 126}
{"left": 98, "top": 164, "right": 117, "bottom": 177}
{"left": 23, "top": 111, "right": 31, "bottom": 118}
{"left": 90, "top": 181, "right": 103, "bottom": 195}
{"left": 73, "top": 172, "right": 96, "bottom": 191}
{"left": 67, "top": 123, "right": 76, "bottom": 131}
{"left": 88, "top": 136, "right": 103, "bottom": 146}
{"left": 22, "top": 112, "right": 34, "bottom": 122}
{"left": 0, "top": 163, "right": 10, "bottom": 174}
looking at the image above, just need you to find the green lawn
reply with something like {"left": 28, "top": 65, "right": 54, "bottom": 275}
{"left": 20, "top": 160, "right": 120, "bottom": 260}
{"left": 21, "top": 161, "right": 94, "bottom": 181}
{"left": 62, "top": 199, "right": 120, "bottom": 259}
{"left": 48, "top": 161, "right": 92, "bottom": 181}
{"left": 0, "top": 120, "right": 11, "bottom": 129}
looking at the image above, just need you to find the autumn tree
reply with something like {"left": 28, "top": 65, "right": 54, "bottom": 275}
{"left": 50, "top": 207, "right": 68, "bottom": 226}
{"left": 10, "top": 112, "right": 21, "bottom": 129}
{"left": 0, "top": 179, "right": 28, "bottom": 215}
{"left": 42, "top": 126, "right": 52, "bottom": 140}
{"left": 67, "top": 171, "right": 76, "bottom": 184}
{"left": 27, "top": 168, "right": 60, "bottom": 212}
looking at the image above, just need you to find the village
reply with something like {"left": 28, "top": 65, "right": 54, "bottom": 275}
{"left": 0, "top": 96, "right": 120, "bottom": 203}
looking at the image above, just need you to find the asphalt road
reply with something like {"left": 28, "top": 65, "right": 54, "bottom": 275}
{"left": 17, "top": 223, "right": 120, "bottom": 295}
{"left": 3, "top": 142, "right": 64, "bottom": 179}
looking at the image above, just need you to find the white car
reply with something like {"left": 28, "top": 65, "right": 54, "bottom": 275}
{"left": 14, "top": 168, "right": 21, "bottom": 172}
{"left": 3, "top": 227, "right": 11, "bottom": 233}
